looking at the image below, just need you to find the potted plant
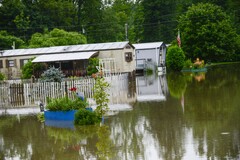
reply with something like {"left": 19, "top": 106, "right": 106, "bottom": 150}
{"left": 44, "top": 87, "right": 88, "bottom": 121}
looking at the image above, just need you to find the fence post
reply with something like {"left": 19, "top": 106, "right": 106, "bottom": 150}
{"left": 65, "top": 81, "right": 68, "bottom": 97}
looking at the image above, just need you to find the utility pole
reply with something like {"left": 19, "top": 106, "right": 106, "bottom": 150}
{"left": 12, "top": 41, "right": 15, "bottom": 49}
{"left": 125, "top": 23, "right": 128, "bottom": 41}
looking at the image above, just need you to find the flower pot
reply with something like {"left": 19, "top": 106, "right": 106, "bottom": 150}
{"left": 44, "top": 110, "right": 77, "bottom": 121}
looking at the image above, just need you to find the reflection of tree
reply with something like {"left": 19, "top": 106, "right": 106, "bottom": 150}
{"left": 107, "top": 99, "right": 186, "bottom": 160}
{"left": 96, "top": 125, "right": 114, "bottom": 160}
{"left": 167, "top": 72, "right": 188, "bottom": 99}
{"left": 0, "top": 116, "right": 17, "bottom": 130}
{"left": 184, "top": 64, "right": 240, "bottom": 159}
{"left": 47, "top": 125, "right": 97, "bottom": 144}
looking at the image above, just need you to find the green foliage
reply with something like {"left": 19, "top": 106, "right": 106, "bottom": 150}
{"left": 74, "top": 109, "right": 100, "bottom": 125}
{"left": 21, "top": 60, "right": 33, "bottom": 79}
{"left": 96, "top": 125, "right": 114, "bottom": 159}
{"left": 178, "top": 3, "right": 239, "bottom": 62}
{"left": 167, "top": 72, "right": 187, "bottom": 99}
{"left": 37, "top": 113, "right": 45, "bottom": 122}
{"left": 29, "top": 28, "right": 87, "bottom": 48}
{"left": 0, "top": 73, "right": 5, "bottom": 81}
{"left": 184, "top": 59, "right": 193, "bottom": 69}
{"left": 87, "top": 58, "right": 99, "bottom": 76}
{"left": 146, "top": 68, "right": 153, "bottom": 75}
{"left": 141, "top": 0, "right": 178, "bottom": 43}
{"left": 0, "top": 0, "right": 240, "bottom": 47}
{"left": 13, "top": 11, "right": 30, "bottom": 37}
{"left": 46, "top": 96, "right": 88, "bottom": 111}
{"left": 93, "top": 77, "right": 110, "bottom": 117}
{"left": 40, "top": 66, "right": 65, "bottom": 83}
{"left": 0, "top": 31, "right": 25, "bottom": 50}
{"left": 166, "top": 45, "right": 185, "bottom": 71}
{"left": 21, "top": 58, "right": 46, "bottom": 79}
{"left": 47, "top": 125, "right": 97, "bottom": 143}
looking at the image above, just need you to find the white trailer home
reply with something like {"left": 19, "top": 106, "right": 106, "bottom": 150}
{"left": 0, "top": 41, "right": 135, "bottom": 79}
{"left": 133, "top": 42, "right": 167, "bottom": 73}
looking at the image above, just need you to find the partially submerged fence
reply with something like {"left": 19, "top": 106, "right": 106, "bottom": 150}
{"left": 0, "top": 73, "right": 131, "bottom": 108}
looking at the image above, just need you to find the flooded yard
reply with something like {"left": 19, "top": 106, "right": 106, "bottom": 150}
{"left": 0, "top": 64, "right": 240, "bottom": 160}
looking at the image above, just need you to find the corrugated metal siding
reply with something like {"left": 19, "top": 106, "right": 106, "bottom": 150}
{"left": 32, "top": 52, "right": 98, "bottom": 63}
{"left": 2, "top": 41, "right": 129, "bottom": 57}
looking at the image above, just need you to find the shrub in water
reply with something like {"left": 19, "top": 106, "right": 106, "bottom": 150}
{"left": 166, "top": 45, "right": 185, "bottom": 71}
{"left": 74, "top": 109, "right": 100, "bottom": 125}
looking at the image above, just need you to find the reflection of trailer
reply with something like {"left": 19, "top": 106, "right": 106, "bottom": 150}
{"left": 136, "top": 59, "right": 156, "bottom": 73}
{"left": 136, "top": 75, "right": 168, "bottom": 102}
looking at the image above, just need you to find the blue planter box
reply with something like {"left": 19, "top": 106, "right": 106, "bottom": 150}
{"left": 44, "top": 110, "right": 77, "bottom": 121}
{"left": 44, "top": 108, "right": 93, "bottom": 121}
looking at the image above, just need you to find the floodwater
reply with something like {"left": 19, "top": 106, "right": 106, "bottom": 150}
{"left": 0, "top": 64, "right": 240, "bottom": 160}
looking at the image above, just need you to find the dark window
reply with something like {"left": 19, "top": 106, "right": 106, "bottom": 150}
{"left": 0, "top": 60, "right": 2, "bottom": 68}
{"left": 125, "top": 52, "right": 133, "bottom": 62}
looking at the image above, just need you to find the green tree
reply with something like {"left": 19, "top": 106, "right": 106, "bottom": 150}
{"left": 0, "top": 0, "right": 25, "bottom": 36}
{"left": 93, "top": 76, "right": 110, "bottom": 118}
{"left": 178, "top": 3, "right": 239, "bottom": 62}
{"left": 87, "top": 58, "right": 99, "bottom": 76}
{"left": 0, "top": 72, "right": 6, "bottom": 81}
{"left": 166, "top": 45, "right": 185, "bottom": 71}
{"left": 28, "top": 28, "right": 87, "bottom": 48}
{"left": 78, "top": 0, "right": 104, "bottom": 43}
{"left": 13, "top": 11, "right": 30, "bottom": 40}
{"left": 0, "top": 31, "right": 25, "bottom": 50}
{"left": 21, "top": 58, "right": 46, "bottom": 79}
{"left": 141, "top": 0, "right": 177, "bottom": 43}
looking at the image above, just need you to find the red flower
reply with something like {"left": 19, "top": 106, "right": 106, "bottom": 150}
{"left": 69, "top": 87, "right": 77, "bottom": 92}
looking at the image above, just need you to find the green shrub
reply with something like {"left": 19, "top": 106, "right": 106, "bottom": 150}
{"left": 146, "top": 68, "right": 153, "bottom": 75}
{"left": 37, "top": 113, "right": 45, "bottom": 122}
{"left": 184, "top": 59, "right": 193, "bottom": 69}
{"left": 166, "top": 45, "right": 185, "bottom": 71}
{"left": 0, "top": 73, "right": 5, "bottom": 81}
{"left": 21, "top": 58, "right": 46, "bottom": 79}
{"left": 40, "top": 66, "right": 65, "bottom": 82}
{"left": 46, "top": 96, "right": 88, "bottom": 111}
{"left": 93, "top": 77, "right": 110, "bottom": 117}
{"left": 74, "top": 109, "right": 100, "bottom": 125}
{"left": 87, "top": 58, "right": 99, "bottom": 76}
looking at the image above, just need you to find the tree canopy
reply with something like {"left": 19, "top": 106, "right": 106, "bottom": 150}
{"left": 178, "top": 3, "right": 239, "bottom": 62}
{"left": 0, "top": 31, "right": 25, "bottom": 50}
{"left": 28, "top": 28, "right": 87, "bottom": 48}
{"left": 0, "top": 0, "right": 240, "bottom": 62}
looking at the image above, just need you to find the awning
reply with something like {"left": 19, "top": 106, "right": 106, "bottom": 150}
{"left": 32, "top": 51, "right": 98, "bottom": 63}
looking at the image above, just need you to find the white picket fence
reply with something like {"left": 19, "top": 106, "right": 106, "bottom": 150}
{"left": 0, "top": 73, "right": 129, "bottom": 108}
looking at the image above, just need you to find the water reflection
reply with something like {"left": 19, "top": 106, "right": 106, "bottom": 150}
{"left": 136, "top": 74, "right": 168, "bottom": 102}
{"left": 0, "top": 64, "right": 240, "bottom": 159}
